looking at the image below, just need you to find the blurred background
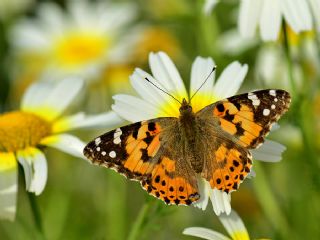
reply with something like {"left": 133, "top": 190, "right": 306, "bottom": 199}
{"left": 0, "top": 0, "right": 319, "bottom": 239}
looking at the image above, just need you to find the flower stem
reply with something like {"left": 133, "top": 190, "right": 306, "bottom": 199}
{"left": 28, "top": 192, "right": 45, "bottom": 239}
{"left": 127, "top": 200, "right": 153, "bottom": 240}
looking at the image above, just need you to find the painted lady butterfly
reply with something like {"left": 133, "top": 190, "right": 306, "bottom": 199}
{"left": 84, "top": 89, "right": 290, "bottom": 205}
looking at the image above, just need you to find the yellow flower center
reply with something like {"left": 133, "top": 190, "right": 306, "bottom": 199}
{"left": 279, "top": 25, "right": 315, "bottom": 46}
{"left": 231, "top": 231, "right": 250, "bottom": 240}
{"left": 53, "top": 32, "right": 110, "bottom": 69}
{"left": 0, "top": 111, "right": 51, "bottom": 152}
{"left": 157, "top": 92, "right": 218, "bottom": 118}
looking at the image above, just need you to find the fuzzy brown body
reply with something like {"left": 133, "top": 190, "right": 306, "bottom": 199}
{"left": 178, "top": 103, "right": 203, "bottom": 173}
{"left": 84, "top": 89, "right": 291, "bottom": 205}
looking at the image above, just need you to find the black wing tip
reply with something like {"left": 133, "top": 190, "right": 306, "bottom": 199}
{"left": 83, "top": 141, "right": 97, "bottom": 163}
{"left": 252, "top": 89, "right": 292, "bottom": 106}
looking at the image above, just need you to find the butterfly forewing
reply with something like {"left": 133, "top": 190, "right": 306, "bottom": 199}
{"left": 84, "top": 120, "right": 164, "bottom": 179}
{"left": 198, "top": 89, "right": 291, "bottom": 149}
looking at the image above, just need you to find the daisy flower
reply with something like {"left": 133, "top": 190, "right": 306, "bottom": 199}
{"left": 10, "top": 0, "right": 137, "bottom": 80}
{"left": 111, "top": 51, "right": 286, "bottom": 215}
{"left": 255, "top": 29, "right": 319, "bottom": 91}
{"left": 183, "top": 209, "right": 256, "bottom": 240}
{"left": 0, "top": 77, "right": 123, "bottom": 221}
{"left": 238, "top": 0, "right": 318, "bottom": 41}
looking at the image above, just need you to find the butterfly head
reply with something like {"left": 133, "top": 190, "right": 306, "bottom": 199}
{"left": 179, "top": 98, "right": 193, "bottom": 114}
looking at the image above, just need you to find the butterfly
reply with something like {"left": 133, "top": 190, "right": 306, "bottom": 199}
{"left": 84, "top": 89, "right": 291, "bottom": 205}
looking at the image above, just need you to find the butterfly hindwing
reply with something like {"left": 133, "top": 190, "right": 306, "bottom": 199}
{"left": 201, "top": 135, "right": 253, "bottom": 194}
{"left": 141, "top": 155, "right": 200, "bottom": 205}
{"left": 83, "top": 118, "right": 200, "bottom": 205}
{"left": 199, "top": 89, "right": 291, "bottom": 149}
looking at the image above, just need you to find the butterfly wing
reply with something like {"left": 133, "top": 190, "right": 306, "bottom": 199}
{"left": 83, "top": 118, "right": 200, "bottom": 205}
{"left": 200, "top": 133, "right": 253, "bottom": 194}
{"left": 197, "top": 89, "right": 291, "bottom": 149}
{"left": 196, "top": 89, "right": 291, "bottom": 193}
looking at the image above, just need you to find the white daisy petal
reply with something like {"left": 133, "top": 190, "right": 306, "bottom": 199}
{"left": 210, "top": 189, "right": 231, "bottom": 215}
{"left": 251, "top": 140, "right": 286, "bottom": 162}
{"left": 219, "top": 210, "right": 250, "bottom": 240}
{"left": 40, "top": 134, "right": 86, "bottom": 159}
{"left": 213, "top": 62, "right": 248, "bottom": 99}
{"left": 280, "top": 0, "right": 312, "bottom": 33}
{"left": 37, "top": 2, "right": 65, "bottom": 35}
{"left": 17, "top": 148, "right": 47, "bottom": 195}
{"left": 183, "top": 227, "right": 230, "bottom": 240}
{"left": 260, "top": 0, "right": 282, "bottom": 41}
{"left": 130, "top": 68, "right": 176, "bottom": 115}
{"left": 308, "top": 0, "right": 320, "bottom": 31}
{"left": 52, "top": 111, "right": 124, "bottom": 133}
{"left": 112, "top": 94, "right": 160, "bottom": 122}
{"left": 22, "top": 77, "right": 84, "bottom": 121}
{"left": 10, "top": 21, "right": 50, "bottom": 50}
{"left": 190, "top": 57, "right": 216, "bottom": 109}
{"left": 97, "top": 3, "right": 137, "bottom": 32}
{"left": 193, "top": 178, "right": 210, "bottom": 210}
{"left": 0, "top": 152, "right": 18, "bottom": 221}
{"left": 149, "top": 52, "right": 187, "bottom": 100}
{"left": 41, "top": 77, "right": 84, "bottom": 120}
{"left": 21, "top": 81, "right": 52, "bottom": 111}
{"left": 238, "top": 0, "right": 263, "bottom": 38}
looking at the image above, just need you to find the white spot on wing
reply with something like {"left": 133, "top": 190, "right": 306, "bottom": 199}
{"left": 96, "top": 147, "right": 100, "bottom": 151}
{"left": 109, "top": 151, "right": 116, "bottom": 158}
{"left": 269, "top": 90, "right": 276, "bottom": 96}
{"left": 274, "top": 98, "right": 278, "bottom": 102}
{"left": 113, "top": 128, "right": 122, "bottom": 145}
{"left": 102, "top": 151, "right": 106, "bottom": 156}
{"left": 248, "top": 93, "right": 257, "bottom": 100}
{"left": 271, "top": 104, "right": 276, "bottom": 109}
{"left": 95, "top": 137, "right": 101, "bottom": 146}
{"left": 248, "top": 93, "right": 260, "bottom": 107}
{"left": 252, "top": 99, "right": 260, "bottom": 106}
{"left": 263, "top": 109, "right": 270, "bottom": 116}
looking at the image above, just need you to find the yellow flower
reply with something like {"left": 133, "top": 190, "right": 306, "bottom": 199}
{"left": 0, "top": 77, "right": 123, "bottom": 221}
{"left": 10, "top": 0, "right": 137, "bottom": 80}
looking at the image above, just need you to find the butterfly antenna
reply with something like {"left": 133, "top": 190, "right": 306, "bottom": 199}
{"left": 189, "top": 66, "right": 216, "bottom": 101}
{"left": 145, "top": 77, "right": 182, "bottom": 104}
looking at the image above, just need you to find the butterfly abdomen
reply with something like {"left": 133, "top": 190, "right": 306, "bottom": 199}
{"left": 179, "top": 110, "right": 204, "bottom": 173}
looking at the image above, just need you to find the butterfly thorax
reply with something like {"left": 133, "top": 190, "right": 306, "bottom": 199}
{"left": 178, "top": 98, "right": 203, "bottom": 173}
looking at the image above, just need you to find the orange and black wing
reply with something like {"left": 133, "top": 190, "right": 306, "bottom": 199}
{"left": 197, "top": 89, "right": 290, "bottom": 193}
{"left": 201, "top": 134, "right": 253, "bottom": 193}
{"left": 83, "top": 119, "right": 199, "bottom": 205}
{"left": 198, "top": 89, "right": 291, "bottom": 149}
